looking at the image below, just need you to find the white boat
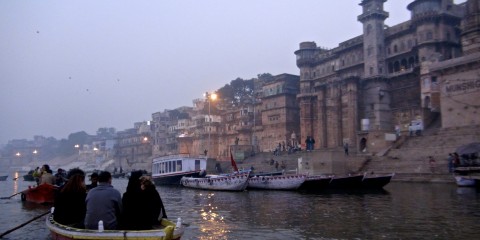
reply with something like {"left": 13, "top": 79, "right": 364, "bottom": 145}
{"left": 454, "top": 176, "right": 477, "bottom": 187}
{"left": 152, "top": 154, "right": 207, "bottom": 185}
{"left": 247, "top": 174, "right": 306, "bottom": 190}
{"left": 180, "top": 172, "right": 249, "bottom": 191}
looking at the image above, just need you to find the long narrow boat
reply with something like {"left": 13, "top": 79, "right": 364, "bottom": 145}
{"left": 152, "top": 154, "right": 208, "bottom": 185}
{"left": 21, "top": 184, "right": 57, "bottom": 204}
{"left": 247, "top": 174, "right": 306, "bottom": 190}
{"left": 180, "top": 172, "right": 249, "bottom": 191}
{"left": 0, "top": 175, "right": 7, "bottom": 181}
{"left": 328, "top": 174, "right": 364, "bottom": 189}
{"left": 361, "top": 173, "right": 394, "bottom": 189}
{"left": 298, "top": 175, "right": 332, "bottom": 191}
{"left": 46, "top": 213, "right": 185, "bottom": 240}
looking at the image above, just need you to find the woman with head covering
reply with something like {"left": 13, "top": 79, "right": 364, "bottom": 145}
{"left": 53, "top": 169, "right": 87, "bottom": 228}
{"left": 121, "top": 172, "right": 167, "bottom": 230}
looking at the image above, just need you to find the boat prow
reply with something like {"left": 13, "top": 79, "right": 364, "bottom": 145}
{"left": 46, "top": 213, "right": 185, "bottom": 240}
{"left": 361, "top": 173, "right": 395, "bottom": 189}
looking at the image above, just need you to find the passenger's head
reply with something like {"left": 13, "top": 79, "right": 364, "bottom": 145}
{"left": 67, "top": 168, "right": 85, "bottom": 180}
{"left": 90, "top": 172, "right": 99, "bottom": 183}
{"left": 98, "top": 171, "right": 112, "bottom": 184}
{"left": 61, "top": 174, "right": 86, "bottom": 193}
{"left": 126, "top": 170, "right": 143, "bottom": 192}
{"left": 140, "top": 176, "right": 154, "bottom": 190}
{"left": 42, "top": 164, "right": 51, "bottom": 172}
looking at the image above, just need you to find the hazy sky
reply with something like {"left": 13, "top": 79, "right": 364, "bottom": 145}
{"left": 0, "top": 0, "right": 466, "bottom": 145}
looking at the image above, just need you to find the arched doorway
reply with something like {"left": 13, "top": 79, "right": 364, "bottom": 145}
{"left": 360, "top": 138, "right": 367, "bottom": 153}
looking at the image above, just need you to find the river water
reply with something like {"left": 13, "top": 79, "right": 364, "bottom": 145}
{"left": 1, "top": 174, "right": 479, "bottom": 240}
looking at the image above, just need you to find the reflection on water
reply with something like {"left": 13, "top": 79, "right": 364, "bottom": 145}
{"left": 1, "top": 178, "right": 480, "bottom": 239}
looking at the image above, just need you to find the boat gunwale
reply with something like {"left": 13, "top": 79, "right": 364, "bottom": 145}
{"left": 46, "top": 214, "right": 185, "bottom": 239}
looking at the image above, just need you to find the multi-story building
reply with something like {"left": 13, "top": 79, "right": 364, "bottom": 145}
{"left": 258, "top": 74, "right": 300, "bottom": 152}
{"left": 113, "top": 122, "right": 152, "bottom": 170}
{"left": 295, "top": 0, "right": 466, "bottom": 154}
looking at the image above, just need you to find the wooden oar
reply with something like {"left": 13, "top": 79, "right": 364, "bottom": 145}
{"left": 0, "top": 210, "right": 50, "bottom": 238}
{"left": 0, "top": 191, "right": 23, "bottom": 199}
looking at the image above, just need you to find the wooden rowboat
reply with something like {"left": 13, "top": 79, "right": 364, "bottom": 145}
{"left": 21, "top": 184, "right": 57, "bottom": 204}
{"left": 247, "top": 174, "right": 306, "bottom": 190}
{"left": 180, "top": 172, "right": 249, "bottom": 191}
{"left": 46, "top": 213, "right": 185, "bottom": 240}
{"left": 298, "top": 175, "right": 332, "bottom": 191}
{"left": 328, "top": 174, "right": 364, "bottom": 189}
{"left": 361, "top": 173, "right": 394, "bottom": 189}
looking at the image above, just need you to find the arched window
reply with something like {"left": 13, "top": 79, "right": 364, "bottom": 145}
{"left": 394, "top": 61, "right": 400, "bottom": 72}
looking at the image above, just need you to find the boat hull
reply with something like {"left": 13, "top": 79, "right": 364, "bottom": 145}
{"left": 454, "top": 176, "right": 477, "bottom": 187}
{"left": 361, "top": 174, "right": 394, "bottom": 189}
{"left": 46, "top": 214, "right": 184, "bottom": 240}
{"left": 23, "top": 174, "right": 35, "bottom": 181}
{"left": 298, "top": 175, "right": 332, "bottom": 191}
{"left": 248, "top": 175, "right": 306, "bottom": 190}
{"left": 154, "top": 171, "right": 202, "bottom": 186}
{"left": 0, "top": 175, "right": 7, "bottom": 181}
{"left": 328, "top": 175, "right": 364, "bottom": 189}
{"left": 181, "top": 173, "right": 249, "bottom": 191}
{"left": 21, "top": 184, "right": 57, "bottom": 204}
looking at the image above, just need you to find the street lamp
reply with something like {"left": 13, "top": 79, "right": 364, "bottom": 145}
{"left": 33, "top": 149, "right": 38, "bottom": 162}
{"left": 204, "top": 91, "right": 217, "bottom": 157}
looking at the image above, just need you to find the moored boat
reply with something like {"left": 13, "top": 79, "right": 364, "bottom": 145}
{"left": 454, "top": 176, "right": 477, "bottom": 187}
{"left": 23, "top": 173, "right": 35, "bottom": 182}
{"left": 328, "top": 174, "right": 364, "bottom": 189}
{"left": 46, "top": 213, "right": 185, "bottom": 240}
{"left": 180, "top": 172, "right": 249, "bottom": 191}
{"left": 298, "top": 175, "right": 332, "bottom": 191}
{"left": 21, "top": 183, "right": 57, "bottom": 204}
{"left": 112, "top": 173, "right": 126, "bottom": 179}
{"left": 0, "top": 175, "right": 7, "bottom": 181}
{"left": 361, "top": 173, "right": 394, "bottom": 189}
{"left": 247, "top": 174, "right": 306, "bottom": 190}
{"left": 152, "top": 154, "right": 208, "bottom": 185}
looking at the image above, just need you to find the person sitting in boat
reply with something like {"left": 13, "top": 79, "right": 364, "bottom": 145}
{"left": 53, "top": 169, "right": 87, "bottom": 228}
{"left": 54, "top": 168, "right": 67, "bottom": 186}
{"left": 86, "top": 172, "right": 98, "bottom": 190}
{"left": 120, "top": 170, "right": 143, "bottom": 229}
{"left": 39, "top": 165, "right": 55, "bottom": 185}
{"left": 84, "top": 171, "right": 122, "bottom": 230}
{"left": 139, "top": 176, "right": 167, "bottom": 228}
{"left": 121, "top": 172, "right": 167, "bottom": 230}
{"left": 32, "top": 166, "right": 41, "bottom": 184}
{"left": 199, "top": 169, "right": 207, "bottom": 177}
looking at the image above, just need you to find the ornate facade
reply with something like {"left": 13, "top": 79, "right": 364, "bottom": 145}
{"left": 296, "top": 0, "right": 466, "bottom": 154}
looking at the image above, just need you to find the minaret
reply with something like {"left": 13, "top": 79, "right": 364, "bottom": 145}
{"left": 358, "top": 0, "right": 388, "bottom": 78}
{"left": 462, "top": 0, "right": 480, "bottom": 55}
{"left": 358, "top": 0, "right": 391, "bottom": 131}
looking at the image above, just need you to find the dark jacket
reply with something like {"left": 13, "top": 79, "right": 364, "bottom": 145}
{"left": 53, "top": 190, "right": 87, "bottom": 227}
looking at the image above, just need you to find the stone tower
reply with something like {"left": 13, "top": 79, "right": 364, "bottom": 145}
{"left": 462, "top": 0, "right": 480, "bottom": 55}
{"left": 358, "top": 0, "right": 392, "bottom": 131}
